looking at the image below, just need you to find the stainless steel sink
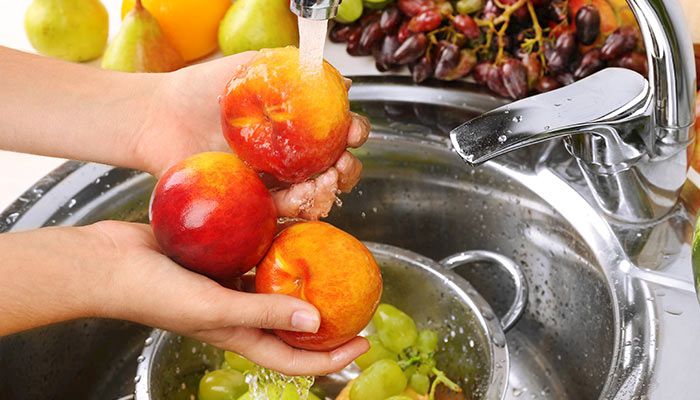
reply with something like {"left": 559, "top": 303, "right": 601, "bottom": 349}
{"left": 0, "top": 78, "right": 697, "bottom": 400}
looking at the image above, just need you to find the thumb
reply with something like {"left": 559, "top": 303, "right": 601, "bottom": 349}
{"left": 215, "top": 290, "right": 321, "bottom": 333}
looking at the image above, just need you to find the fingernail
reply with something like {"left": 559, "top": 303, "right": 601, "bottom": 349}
{"left": 291, "top": 310, "right": 320, "bottom": 333}
{"left": 330, "top": 348, "right": 348, "bottom": 363}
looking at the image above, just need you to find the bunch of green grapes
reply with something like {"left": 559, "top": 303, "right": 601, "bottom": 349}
{"left": 349, "top": 304, "right": 462, "bottom": 400}
{"left": 197, "top": 351, "right": 324, "bottom": 400}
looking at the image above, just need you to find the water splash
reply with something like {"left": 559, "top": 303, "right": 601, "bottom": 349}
{"left": 246, "top": 365, "right": 314, "bottom": 400}
{"left": 298, "top": 17, "right": 328, "bottom": 75}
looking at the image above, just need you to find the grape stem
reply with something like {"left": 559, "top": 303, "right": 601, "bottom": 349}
{"left": 493, "top": 0, "right": 527, "bottom": 64}
{"left": 523, "top": 0, "right": 545, "bottom": 66}
{"left": 428, "top": 367, "right": 462, "bottom": 400}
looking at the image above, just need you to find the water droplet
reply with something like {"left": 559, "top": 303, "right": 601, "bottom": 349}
{"left": 67, "top": 198, "right": 77, "bottom": 208}
{"left": 136, "top": 355, "right": 145, "bottom": 363}
{"left": 481, "top": 308, "right": 495, "bottom": 320}
{"left": 5, "top": 212, "right": 20, "bottom": 224}
{"left": 512, "top": 115, "right": 523, "bottom": 123}
{"left": 544, "top": 125, "right": 550, "bottom": 131}
{"left": 513, "top": 387, "right": 525, "bottom": 397}
{"left": 492, "top": 331, "right": 506, "bottom": 347}
{"left": 361, "top": 211, "right": 366, "bottom": 218}
{"left": 554, "top": 103, "right": 562, "bottom": 107}
{"left": 465, "top": 154, "right": 475, "bottom": 163}
{"left": 334, "top": 197, "right": 343, "bottom": 207}
{"left": 144, "top": 337, "right": 154, "bottom": 347}
{"left": 504, "top": 109, "right": 510, "bottom": 114}
{"left": 498, "top": 135, "right": 507, "bottom": 143}
{"left": 665, "top": 307, "right": 684, "bottom": 316}
{"left": 133, "top": 375, "right": 141, "bottom": 383}
{"left": 372, "top": 207, "right": 378, "bottom": 213}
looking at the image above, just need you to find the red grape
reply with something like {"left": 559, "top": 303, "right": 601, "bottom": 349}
{"left": 408, "top": 9, "right": 442, "bottom": 32}
{"left": 574, "top": 49, "right": 604, "bottom": 79}
{"left": 575, "top": 5, "right": 601, "bottom": 45}
{"left": 329, "top": 24, "right": 359, "bottom": 43}
{"left": 360, "top": 21, "right": 384, "bottom": 51}
{"left": 398, "top": 20, "right": 411, "bottom": 42}
{"left": 501, "top": 58, "right": 528, "bottom": 99}
{"left": 612, "top": 52, "right": 648, "bottom": 76}
{"left": 397, "top": 0, "right": 434, "bottom": 17}
{"left": 600, "top": 27, "right": 637, "bottom": 61}
{"left": 380, "top": 7, "right": 403, "bottom": 34}
{"left": 441, "top": 49, "right": 477, "bottom": 80}
{"left": 453, "top": 14, "right": 480, "bottom": 40}
{"left": 535, "top": 76, "right": 561, "bottom": 92}
{"left": 393, "top": 33, "right": 428, "bottom": 64}
{"left": 473, "top": 62, "right": 494, "bottom": 85}
{"left": 375, "top": 35, "right": 401, "bottom": 72}
{"left": 411, "top": 55, "right": 434, "bottom": 83}
{"left": 434, "top": 41, "right": 461, "bottom": 79}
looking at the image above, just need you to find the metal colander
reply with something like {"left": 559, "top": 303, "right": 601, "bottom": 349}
{"left": 135, "top": 242, "right": 527, "bottom": 400}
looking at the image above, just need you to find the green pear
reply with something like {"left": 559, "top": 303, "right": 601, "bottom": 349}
{"left": 218, "top": 0, "right": 299, "bottom": 56}
{"left": 101, "top": 0, "right": 184, "bottom": 72}
{"left": 25, "top": 0, "right": 108, "bottom": 62}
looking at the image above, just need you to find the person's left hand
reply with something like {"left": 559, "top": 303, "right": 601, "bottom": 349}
{"left": 134, "top": 52, "right": 370, "bottom": 220}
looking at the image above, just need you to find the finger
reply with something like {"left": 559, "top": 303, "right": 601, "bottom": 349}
{"left": 343, "top": 77, "right": 353, "bottom": 91}
{"left": 272, "top": 181, "right": 316, "bottom": 218}
{"left": 347, "top": 113, "right": 370, "bottom": 148}
{"left": 216, "top": 291, "right": 321, "bottom": 332}
{"left": 271, "top": 168, "right": 339, "bottom": 220}
{"left": 335, "top": 152, "right": 363, "bottom": 193}
{"left": 220, "top": 329, "right": 369, "bottom": 376}
{"left": 298, "top": 168, "right": 338, "bottom": 220}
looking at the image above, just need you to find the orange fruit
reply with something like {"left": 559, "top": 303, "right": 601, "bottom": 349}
{"left": 121, "top": 0, "right": 230, "bottom": 61}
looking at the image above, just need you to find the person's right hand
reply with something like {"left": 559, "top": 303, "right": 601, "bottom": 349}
{"left": 0, "top": 221, "right": 368, "bottom": 376}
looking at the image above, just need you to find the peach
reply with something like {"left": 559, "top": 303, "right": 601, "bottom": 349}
{"left": 219, "top": 47, "right": 351, "bottom": 183}
{"left": 150, "top": 152, "right": 277, "bottom": 281}
{"left": 255, "top": 221, "right": 382, "bottom": 351}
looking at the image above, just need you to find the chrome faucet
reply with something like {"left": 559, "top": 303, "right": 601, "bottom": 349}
{"left": 450, "top": 0, "right": 696, "bottom": 223}
{"left": 290, "top": 0, "right": 341, "bottom": 20}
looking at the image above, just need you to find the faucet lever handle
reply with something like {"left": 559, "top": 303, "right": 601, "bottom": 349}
{"left": 450, "top": 68, "right": 649, "bottom": 166}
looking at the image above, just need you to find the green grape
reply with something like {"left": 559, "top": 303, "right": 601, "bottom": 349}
{"left": 409, "top": 373, "right": 430, "bottom": 395}
{"left": 355, "top": 335, "right": 398, "bottom": 370}
{"left": 417, "top": 358, "right": 436, "bottom": 376}
{"left": 224, "top": 351, "right": 255, "bottom": 373}
{"left": 220, "top": 361, "right": 232, "bottom": 370}
{"left": 372, "top": 304, "right": 418, "bottom": 353}
{"left": 336, "top": 0, "right": 363, "bottom": 23}
{"left": 456, "top": 0, "right": 484, "bottom": 15}
{"left": 237, "top": 393, "right": 251, "bottom": 400}
{"left": 402, "top": 364, "right": 417, "bottom": 382}
{"left": 198, "top": 369, "right": 247, "bottom": 400}
{"left": 416, "top": 329, "right": 439, "bottom": 354}
{"left": 385, "top": 396, "right": 413, "bottom": 400}
{"left": 350, "top": 359, "right": 407, "bottom": 400}
{"left": 363, "top": 0, "right": 394, "bottom": 10}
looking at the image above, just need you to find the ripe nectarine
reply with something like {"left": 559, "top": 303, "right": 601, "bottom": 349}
{"left": 220, "top": 47, "right": 351, "bottom": 183}
{"left": 255, "top": 221, "right": 382, "bottom": 351}
{"left": 150, "top": 152, "right": 277, "bottom": 281}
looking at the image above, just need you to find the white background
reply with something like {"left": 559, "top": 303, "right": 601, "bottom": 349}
{"left": 1, "top": 1, "right": 699, "bottom": 212}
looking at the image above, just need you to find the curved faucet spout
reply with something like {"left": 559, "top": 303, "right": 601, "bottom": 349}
{"left": 449, "top": 0, "right": 696, "bottom": 223}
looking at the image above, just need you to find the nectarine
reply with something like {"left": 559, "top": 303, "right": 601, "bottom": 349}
{"left": 255, "top": 221, "right": 382, "bottom": 351}
{"left": 220, "top": 47, "right": 351, "bottom": 183}
{"left": 150, "top": 152, "right": 277, "bottom": 281}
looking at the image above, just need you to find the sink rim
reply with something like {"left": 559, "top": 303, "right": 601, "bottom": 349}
{"left": 0, "top": 76, "right": 656, "bottom": 399}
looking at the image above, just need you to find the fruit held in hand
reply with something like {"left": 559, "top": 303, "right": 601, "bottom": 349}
{"left": 121, "top": 0, "right": 230, "bottom": 61}
{"left": 25, "top": 0, "right": 108, "bottom": 62}
{"left": 102, "top": 0, "right": 184, "bottom": 72}
{"left": 255, "top": 221, "right": 382, "bottom": 350}
{"left": 218, "top": 0, "right": 299, "bottom": 56}
{"left": 150, "top": 152, "right": 276, "bottom": 281}
{"left": 220, "top": 47, "right": 351, "bottom": 183}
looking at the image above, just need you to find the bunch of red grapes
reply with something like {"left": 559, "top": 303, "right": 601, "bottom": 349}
{"left": 330, "top": 0, "right": 648, "bottom": 99}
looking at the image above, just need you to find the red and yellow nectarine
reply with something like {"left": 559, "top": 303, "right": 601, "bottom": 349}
{"left": 150, "top": 152, "right": 277, "bottom": 281}
{"left": 220, "top": 47, "right": 351, "bottom": 183}
{"left": 255, "top": 221, "right": 382, "bottom": 351}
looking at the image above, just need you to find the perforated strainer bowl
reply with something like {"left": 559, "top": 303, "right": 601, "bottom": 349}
{"left": 135, "top": 242, "right": 527, "bottom": 400}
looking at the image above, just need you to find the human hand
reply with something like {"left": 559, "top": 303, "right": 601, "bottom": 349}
{"left": 88, "top": 221, "right": 369, "bottom": 376}
{"left": 135, "top": 52, "right": 370, "bottom": 220}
